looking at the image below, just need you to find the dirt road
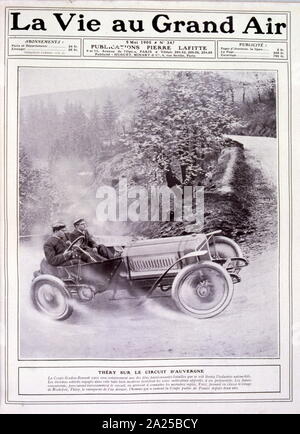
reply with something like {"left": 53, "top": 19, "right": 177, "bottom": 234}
{"left": 20, "top": 136, "right": 279, "bottom": 359}
{"left": 229, "top": 135, "right": 278, "bottom": 186}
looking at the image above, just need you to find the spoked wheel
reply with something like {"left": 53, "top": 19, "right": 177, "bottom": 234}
{"left": 209, "top": 235, "right": 242, "bottom": 260}
{"left": 31, "top": 276, "right": 73, "bottom": 320}
{"left": 171, "top": 261, "right": 234, "bottom": 319}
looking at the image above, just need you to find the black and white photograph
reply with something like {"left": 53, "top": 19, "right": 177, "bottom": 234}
{"left": 19, "top": 67, "right": 278, "bottom": 360}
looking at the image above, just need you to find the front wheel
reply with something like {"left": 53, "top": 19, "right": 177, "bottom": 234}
{"left": 171, "top": 261, "right": 234, "bottom": 319}
{"left": 31, "top": 275, "right": 73, "bottom": 320}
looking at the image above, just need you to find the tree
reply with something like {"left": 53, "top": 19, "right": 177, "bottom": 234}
{"left": 87, "top": 103, "right": 105, "bottom": 163}
{"left": 226, "top": 72, "right": 276, "bottom": 137}
{"left": 102, "top": 97, "right": 119, "bottom": 146}
{"left": 121, "top": 71, "right": 238, "bottom": 186}
{"left": 19, "top": 146, "right": 57, "bottom": 234}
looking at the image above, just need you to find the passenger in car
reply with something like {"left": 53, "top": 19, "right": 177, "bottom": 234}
{"left": 69, "top": 218, "right": 115, "bottom": 263}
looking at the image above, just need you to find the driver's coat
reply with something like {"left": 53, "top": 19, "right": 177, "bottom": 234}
{"left": 43, "top": 235, "right": 70, "bottom": 266}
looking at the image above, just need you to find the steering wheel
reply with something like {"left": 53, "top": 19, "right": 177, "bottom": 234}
{"left": 64, "top": 235, "right": 84, "bottom": 253}
{"left": 63, "top": 235, "right": 97, "bottom": 263}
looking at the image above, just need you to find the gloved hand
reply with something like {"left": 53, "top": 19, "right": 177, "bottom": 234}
{"left": 63, "top": 251, "right": 73, "bottom": 260}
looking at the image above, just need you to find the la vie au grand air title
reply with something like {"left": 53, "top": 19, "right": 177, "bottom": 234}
{"left": 9, "top": 12, "right": 287, "bottom": 35}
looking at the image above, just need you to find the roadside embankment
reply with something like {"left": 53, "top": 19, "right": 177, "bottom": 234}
{"left": 204, "top": 137, "right": 277, "bottom": 259}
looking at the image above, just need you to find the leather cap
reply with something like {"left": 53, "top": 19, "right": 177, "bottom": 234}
{"left": 73, "top": 218, "right": 86, "bottom": 226}
{"left": 52, "top": 221, "right": 66, "bottom": 231}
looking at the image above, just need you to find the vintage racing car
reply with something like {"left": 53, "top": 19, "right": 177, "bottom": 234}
{"left": 31, "top": 230, "right": 248, "bottom": 320}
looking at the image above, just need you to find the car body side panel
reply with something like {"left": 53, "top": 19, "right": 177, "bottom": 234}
{"left": 123, "top": 234, "right": 210, "bottom": 280}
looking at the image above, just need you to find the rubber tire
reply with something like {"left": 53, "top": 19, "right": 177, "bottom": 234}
{"left": 31, "top": 276, "right": 73, "bottom": 320}
{"left": 171, "top": 261, "right": 234, "bottom": 319}
{"left": 209, "top": 235, "right": 243, "bottom": 260}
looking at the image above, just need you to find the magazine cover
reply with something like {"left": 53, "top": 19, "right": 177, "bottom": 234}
{"left": 0, "top": 0, "right": 299, "bottom": 414}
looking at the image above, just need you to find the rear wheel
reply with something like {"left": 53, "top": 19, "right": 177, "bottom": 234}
{"left": 31, "top": 276, "right": 73, "bottom": 320}
{"left": 172, "top": 261, "right": 234, "bottom": 319}
{"left": 209, "top": 235, "right": 242, "bottom": 260}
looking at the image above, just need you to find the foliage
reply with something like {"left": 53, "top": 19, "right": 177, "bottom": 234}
{"left": 224, "top": 72, "right": 276, "bottom": 137}
{"left": 120, "top": 71, "right": 239, "bottom": 186}
{"left": 102, "top": 97, "right": 119, "bottom": 143}
{"left": 19, "top": 70, "right": 277, "bottom": 235}
{"left": 19, "top": 147, "right": 57, "bottom": 234}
